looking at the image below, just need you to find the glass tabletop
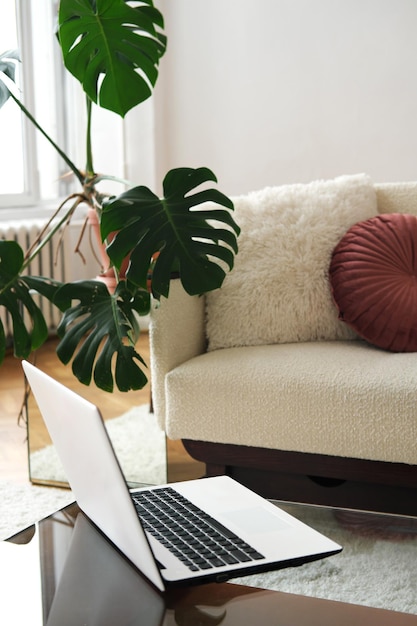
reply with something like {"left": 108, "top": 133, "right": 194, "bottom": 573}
{"left": 3, "top": 499, "right": 417, "bottom": 624}
{"left": 231, "top": 499, "right": 417, "bottom": 614}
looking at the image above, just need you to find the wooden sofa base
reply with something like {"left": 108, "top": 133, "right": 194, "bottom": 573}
{"left": 182, "top": 439, "right": 417, "bottom": 517}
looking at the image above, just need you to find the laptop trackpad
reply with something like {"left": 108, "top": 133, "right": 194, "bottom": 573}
{"left": 223, "top": 507, "right": 291, "bottom": 534}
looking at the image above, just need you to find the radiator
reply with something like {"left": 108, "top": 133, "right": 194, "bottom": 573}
{"left": 0, "top": 218, "right": 97, "bottom": 341}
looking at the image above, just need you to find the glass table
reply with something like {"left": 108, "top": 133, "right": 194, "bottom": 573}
{"left": 3, "top": 500, "right": 416, "bottom": 625}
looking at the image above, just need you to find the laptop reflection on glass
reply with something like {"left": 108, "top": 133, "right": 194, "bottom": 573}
{"left": 46, "top": 512, "right": 165, "bottom": 626}
{"left": 22, "top": 360, "right": 342, "bottom": 592}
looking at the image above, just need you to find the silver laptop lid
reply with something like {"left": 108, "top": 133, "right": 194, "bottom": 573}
{"left": 22, "top": 360, "right": 165, "bottom": 592}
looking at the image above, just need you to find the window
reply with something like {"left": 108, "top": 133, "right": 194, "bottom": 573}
{"left": 0, "top": 0, "right": 156, "bottom": 218}
{"left": 0, "top": 0, "right": 67, "bottom": 212}
{"left": 0, "top": 1, "right": 28, "bottom": 201}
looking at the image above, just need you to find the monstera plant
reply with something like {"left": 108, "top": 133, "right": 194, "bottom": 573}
{"left": 0, "top": 0, "right": 239, "bottom": 392}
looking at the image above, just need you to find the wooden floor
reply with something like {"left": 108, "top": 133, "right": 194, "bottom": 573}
{"left": 0, "top": 332, "right": 204, "bottom": 487}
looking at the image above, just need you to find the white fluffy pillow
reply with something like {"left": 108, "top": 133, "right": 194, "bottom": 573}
{"left": 206, "top": 174, "right": 378, "bottom": 350}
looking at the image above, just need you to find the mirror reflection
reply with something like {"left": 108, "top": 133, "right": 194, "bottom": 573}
{"left": 26, "top": 378, "right": 167, "bottom": 489}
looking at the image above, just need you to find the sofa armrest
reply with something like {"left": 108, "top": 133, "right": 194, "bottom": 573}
{"left": 149, "top": 279, "right": 207, "bottom": 428}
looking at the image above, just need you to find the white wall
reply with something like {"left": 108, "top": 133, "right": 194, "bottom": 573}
{"left": 154, "top": 0, "right": 417, "bottom": 196}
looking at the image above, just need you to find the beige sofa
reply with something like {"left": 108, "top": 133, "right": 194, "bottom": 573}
{"left": 150, "top": 175, "right": 417, "bottom": 515}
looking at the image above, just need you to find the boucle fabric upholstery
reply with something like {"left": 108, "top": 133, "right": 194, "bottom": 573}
{"left": 205, "top": 174, "right": 377, "bottom": 351}
{"left": 164, "top": 342, "right": 417, "bottom": 464}
{"left": 375, "top": 181, "right": 417, "bottom": 214}
{"left": 150, "top": 280, "right": 206, "bottom": 424}
{"left": 149, "top": 180, "right": 417, "bottom": 466}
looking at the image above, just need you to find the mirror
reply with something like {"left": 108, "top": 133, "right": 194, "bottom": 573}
{"left": 27, "top": 396, "right": 167, "bottom": 487}
{"left": 26, "top": 368, "right": 167, "bottom": 489}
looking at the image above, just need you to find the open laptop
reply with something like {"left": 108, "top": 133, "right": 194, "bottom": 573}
{"left": 22, "top": 360, "right": 342, "bottom": 592}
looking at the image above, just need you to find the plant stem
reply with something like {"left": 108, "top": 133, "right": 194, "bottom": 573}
{"left": 86, "top": 96, "right": 94, "bottom": 177}
{"left": 23, "top": 195, "right": 83, "bottom": 270}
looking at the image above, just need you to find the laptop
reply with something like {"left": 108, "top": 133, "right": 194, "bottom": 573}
{"left": 22, "top": 360, "right": 342, "bottom": 592}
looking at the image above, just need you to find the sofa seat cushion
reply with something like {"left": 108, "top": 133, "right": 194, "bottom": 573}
{"left": 164, "top": 341, "right": 417, "bottom": 465}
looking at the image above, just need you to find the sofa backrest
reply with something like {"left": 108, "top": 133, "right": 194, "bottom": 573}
{"left": 205, "top": 176, "right": 417, "bottom": 352}
{"left": 375, "top": 181, "right": 417, "bottom": 215}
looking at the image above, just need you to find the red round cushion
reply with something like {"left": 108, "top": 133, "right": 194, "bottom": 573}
{"left": 329, "top": 213, "right": 417, "bottom": 352}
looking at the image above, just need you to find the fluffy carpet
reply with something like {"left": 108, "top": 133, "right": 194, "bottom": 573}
{"left": 29, "top": 404, "right": 167, "bottom": 487}
{"left": 2, "top": 405, "right": 416, "bottom": 616}
{"left": 234, "top": 503, "right": 417, "bottom": 616}
{"left": 0, "top": 480, "right": 75, "bottom": 540}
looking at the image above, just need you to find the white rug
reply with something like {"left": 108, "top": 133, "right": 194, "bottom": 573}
{"left": 29, "top": 404, "right": 167, "bottom": 487}
{"left": 235, "top": 503, "right": 417, "bottom": 616}
{"left": 0, "top": 480, "right": 75, "bottom": 540}
{"left": 2, "top": 406, "right": 416, "bottom": 616}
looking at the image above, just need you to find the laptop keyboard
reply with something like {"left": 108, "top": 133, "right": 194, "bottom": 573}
{"left": 132, "top": 487, "right": 265, "bottom": 572}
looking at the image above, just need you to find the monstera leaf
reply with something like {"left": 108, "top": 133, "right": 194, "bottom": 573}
{"left": 101, "top": 167, "right": 240, "bottom": 298}
{"left": 0, "top": 241, "right": 63, "bottom": 363}
{"left": 0, "top": 240, "right": 150, "bottom": 392}
{"left": 58, "top": 0, "right": 166, "bottom": 117}
{"left": 0, "top": 49, "right": 20, "bottom": 108}
{"left": 55, "top": 280, "right": 151, "bottom": 392}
